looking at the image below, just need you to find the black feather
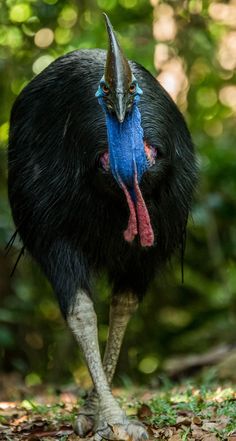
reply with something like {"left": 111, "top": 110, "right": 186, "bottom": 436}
{"left": 8, "top": 49, "right": 197, "bottom": 315}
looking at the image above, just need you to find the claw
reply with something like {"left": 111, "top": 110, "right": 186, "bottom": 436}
{"left": 94, "top": 432, "right": 103, "bottom": 441}
{"left": 96, "top": 422, "right": 116, "bottom": 440}
{"left": 74, "top": 413, "right": 94, "bottom": 437}
{"left": 111, "top": 424, "right": 131, "bottom": 440}
{"left": 126, "top": 421, "right": 148, "bottom": 441}
{"left": 94, "top": 420, "right": 148, "bottom": 441}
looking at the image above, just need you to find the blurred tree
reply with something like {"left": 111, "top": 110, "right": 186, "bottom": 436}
{"left": 0, "top": 0, "right": 236, "bottom": 385}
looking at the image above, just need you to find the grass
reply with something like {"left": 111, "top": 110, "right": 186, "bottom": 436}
{"left": 147, "top": 382, "right": 236, "bottom": 438}
{"left": 0, "top": 375, "right": 236, "bottom": 440}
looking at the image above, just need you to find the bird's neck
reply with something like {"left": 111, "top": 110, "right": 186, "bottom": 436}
{"left": 104, "top": 105, "right": 154, "bottom": 247}
{"left": 104, "top": 105, "right": 147, "bottom": 187}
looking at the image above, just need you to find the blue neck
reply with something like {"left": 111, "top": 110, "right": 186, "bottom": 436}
{"left": 104, "top": 104, "right": 147, "bottom": 188}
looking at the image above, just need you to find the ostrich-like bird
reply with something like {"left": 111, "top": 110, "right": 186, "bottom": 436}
{"left": 8, "top": 14, "right": 197, "bottom": 441}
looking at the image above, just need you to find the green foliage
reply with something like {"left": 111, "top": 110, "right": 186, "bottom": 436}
{"left": 0, "top": 0, "right": 236, "bottom": 385}
{"left": 147, "top": 382, "right": 236, "bottom": 438}
{"left": 1, "top": 378, "right": 236, "bottom": 439}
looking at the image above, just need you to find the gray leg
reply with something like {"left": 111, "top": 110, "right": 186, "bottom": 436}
{"left": 104, "top": 292, "right": 139, "bottom": 383}
{"left": 75, "top": 293, "right": 139, "bottom": 436}
{"left": 67, "top": 291, "right": 123, "bottom": 421}
{"left": 68, "top": 291, "right": 147, "bottom": 441}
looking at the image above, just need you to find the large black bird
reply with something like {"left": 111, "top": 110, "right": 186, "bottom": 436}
{"left": 8, "top": 14, "right": 197, "bottom": 441}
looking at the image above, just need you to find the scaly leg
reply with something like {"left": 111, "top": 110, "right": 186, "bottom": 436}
{"left": 103, "top": 293, "right": 139, "bottom": 384}
{"left": 68, "top": 291, "right": 146, "bottom": 440}
{"left": 75, "top": 293, "right": 138, "bottom": 436}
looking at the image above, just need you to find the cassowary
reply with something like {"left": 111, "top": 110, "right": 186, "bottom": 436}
{"left": 8, "top": 14, "right": 197, "bottom": 441}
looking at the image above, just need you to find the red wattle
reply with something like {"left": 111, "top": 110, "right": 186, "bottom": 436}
{"left": 119, "top": 174, "right": 154, "bottom": 247}
{"left": 119, "top": 179, "right": 138, "bottom": 242}
{"left": 134, "top": 174, "right": 154, "bottom": 247}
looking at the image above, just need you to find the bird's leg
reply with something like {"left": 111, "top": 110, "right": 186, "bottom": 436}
{"left": 74, "top": 293, "right": 140, "bottom": 437}
{"left": 67, "top": 290, "right": 123, "bottom": 418}
{"left": 103, "top": 292, "right": 139, "bottom": 383}
{"left": 67, "top": 291, "right": 125, "bottom": 433}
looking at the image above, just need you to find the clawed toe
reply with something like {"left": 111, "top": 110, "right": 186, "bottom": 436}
{"left": 126, "top": 421, "right": 148, "bottom": 440}
{"left": 74, "top": 413, "right": 95, "bottom": 437}
{"left": 93, "top": 420, "right": 148, "bottom": 441}
{"left": 94, "top": 423, "right": 116, "bottom": 441}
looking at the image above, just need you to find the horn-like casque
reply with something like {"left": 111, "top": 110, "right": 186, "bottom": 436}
{"left": 103, "top": 13, "right": 132, "bottom": 92}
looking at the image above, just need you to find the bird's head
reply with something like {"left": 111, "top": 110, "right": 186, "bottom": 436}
{"left": 96, "top": 14, "right": 155, "bottom": 248}
{"left": 95, "top": 13, "right": 143, "bottom": 123}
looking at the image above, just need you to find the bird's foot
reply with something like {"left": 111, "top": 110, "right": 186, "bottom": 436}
{"left": 74, "top": 411, "right": 95, "bottom": 437}
{"left": 93, "top": 418, "right": 148, "bottom": 441}
{"left": 74, "top": 390, "right": 99, "bottom": 436}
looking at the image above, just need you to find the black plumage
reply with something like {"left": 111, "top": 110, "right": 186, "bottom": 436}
{"left": 8, "top": 49, "right": 196, "bottom": 314}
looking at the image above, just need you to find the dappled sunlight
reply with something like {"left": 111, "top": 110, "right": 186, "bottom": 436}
{"left": 204, "top": 119, "right": 223, "bottom": 138}
{"left": 190, "top": 58, "right": 211, "bottom": 85}
{"left": 218, "top": 31, "right": 236, "bottom": 70}
{"left": 57, "top": 5, "right": 78, "bottom": 28}
{"left": 188, "top": 0, "right": 203, "bottom": 15}
{"left": 154, "top": 43, "right": 170, "bottom": 70}
{"left": 219, "top": 85, "right": 236, "bottom": 113}
{"left": 34, "top": 28, "right": 54, "bottom": 48}
{"left": 153, "top": 0, "right": 236, "bottom": 113}
{"left": 209, "top": 1, "right": 236, "bottom": 27}
{"left": 153, "top": 4, "right": 177, "bottom": 42}
{"left": 152, "top": 3, "right": 187, "bottom": 107}
{"left": 32, "top": 55, "right": 55, "bottom": 74}
{"left": 9, "top": 3, "right": 32, "bottom": 23}
{"left": 157, "top": 58, "right": 189, "bottom": 108}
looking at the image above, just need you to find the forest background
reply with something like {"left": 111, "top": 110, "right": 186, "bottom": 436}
{"left": 0, "top": 0, "right": 236, "bottom": 388}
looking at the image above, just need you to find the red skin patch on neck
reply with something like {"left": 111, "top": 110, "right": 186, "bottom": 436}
{"left": 119, "top": 180, "right": 138, "bottom": 242}
{"left": 134, "top": 173, "right": 154, "bottom": 247}
{"left": 101, "top": 141, "right": 155, "bottom": 247}
{"left": 119, "top": 170, "right": 154, "bottom": 247}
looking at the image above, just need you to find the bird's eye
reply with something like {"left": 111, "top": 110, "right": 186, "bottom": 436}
{"left": 129, "top": 83, "right": 136, "bottom": 94}
{"left": 102, "top": 83, "right": 110, "bottom": 95}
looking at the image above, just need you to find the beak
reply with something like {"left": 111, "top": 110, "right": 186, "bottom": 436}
{"left": 103, "top": 13, "right": 132, "bottom": 123}
{"left": 115, "top": 93, "right": 127, "bottom": 123}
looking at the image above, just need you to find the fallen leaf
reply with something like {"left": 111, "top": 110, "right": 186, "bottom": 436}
{"left": 169, "top": 434, "right": 182, "bottom": 441}
{"left": 0, "top": 408, "right": 20, "bottom": 418}
{"left": 176, "top": 409, "right": 193, "bottom": 417}
{"left": 21, "top": 425, "right": 74, "bottom": 439}
{"left": 137, "top": 404, "right": 153, "bottom": 420}
{"left": 163, "top": 427, "right": 174, "bottom": 438}
{"left": 176, "top": 416, "right": 191, "bottom": 427}
{"left": 11, "top": 415, "right": 28, "bottom": 425}
{"left": 149, "top": 426, "right": 163, "bottom": 438}
{"left": 0, "top": 402, "right": 17, "bottom": 410}
{"left": 201, "top": 435, "right": 218, "bottom": 441}
{"left": 202, "top": 417, "right": 229, "bottom": 432}
{"left": 191, "top": 428, "right": 203, "bottom": 440}
{"left": 192, "top": 416, "right": 202, "bottom": 425}
{"left": 12, "top": 419, "right": 49, "bottom": 433}
{"left": 67, "top": 435, "right": 80, "bottom": 441}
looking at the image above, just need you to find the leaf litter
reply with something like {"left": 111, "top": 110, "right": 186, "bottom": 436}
{"left": 0, "top": 378, "right": 235, "bottom": 440}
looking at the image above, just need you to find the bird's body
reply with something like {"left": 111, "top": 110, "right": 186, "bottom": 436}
{"left": 8, "top": 17, "right": 197, "bottom": 440}
{"left": 9, "top": 48, "right": 195, "bottom": 312}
